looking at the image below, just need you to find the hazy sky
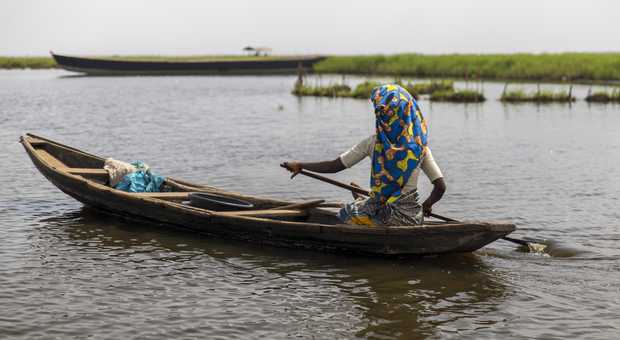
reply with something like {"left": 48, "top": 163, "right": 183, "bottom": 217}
{"left": 2, "top": 0, "right": 619, "bottom": 56}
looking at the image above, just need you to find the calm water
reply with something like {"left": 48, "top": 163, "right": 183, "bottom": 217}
{"left": 1, "top": 70, "right": 619, "bottom": 339}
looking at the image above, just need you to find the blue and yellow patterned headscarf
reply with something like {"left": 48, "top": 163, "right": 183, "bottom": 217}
{"left": 369, "top": 84, "right": 428, "bottom": 205}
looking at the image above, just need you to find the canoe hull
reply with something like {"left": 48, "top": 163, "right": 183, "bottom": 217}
{"left": 51, "top": 53, "right": 325, "bottom": 76}
{"left": 21, "top": 134, "right": 516, "bottom": 255}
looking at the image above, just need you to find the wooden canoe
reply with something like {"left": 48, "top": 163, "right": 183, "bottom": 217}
{"left": 50, "top": 52, "right": 325, "bottom": 76}
{"left": 20, "top": 133, "right": 516, "bottom": 255}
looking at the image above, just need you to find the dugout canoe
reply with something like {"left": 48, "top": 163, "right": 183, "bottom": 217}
{"left": 50, "top": 52, "right": 325, "bottom": 76}
{"left": 20, "top": 133, "right": 515, "bottom": 255}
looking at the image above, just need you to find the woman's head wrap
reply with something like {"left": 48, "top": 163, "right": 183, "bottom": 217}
{"left": 369, "top": 84, "right": 428, "bottom": 204}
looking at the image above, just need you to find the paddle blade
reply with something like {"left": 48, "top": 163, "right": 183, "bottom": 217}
{"left": 526, "top": 242, "right": 548, "bottom": 253}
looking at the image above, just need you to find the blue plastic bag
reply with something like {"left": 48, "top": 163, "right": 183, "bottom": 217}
{"left": 114, "top": 161, "right": 165, "bottom": 193}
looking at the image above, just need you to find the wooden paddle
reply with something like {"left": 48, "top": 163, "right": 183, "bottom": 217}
{"left": 290, "top": 169, "right": 370, "bottom": 196}
{"left": 285, "top": 167, "right": 546, "bottom": 251}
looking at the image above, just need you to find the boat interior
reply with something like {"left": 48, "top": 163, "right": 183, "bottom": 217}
{"left": 24, "top": 134, "right": 359, "bottom": 225}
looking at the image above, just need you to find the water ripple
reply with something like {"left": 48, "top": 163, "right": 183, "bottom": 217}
{"left": 1, "top": 71, "right": 619, "bottom": 339}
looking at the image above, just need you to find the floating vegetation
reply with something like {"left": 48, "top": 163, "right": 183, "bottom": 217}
{"left": 292, "top": 83, "right": 352, "bottom": 97}
{"left": 585, "top": 88, "right": 620, "bottom": 103}
{"left": 533, "top": 90, "right": 575, "bottom": 103}
{"left": 430, "top": 89, "right": 486, "bottom": 102}
{"left": 500, "top": 85, "right": 575, "bottom": 103}
{"left": 315, "top": 53, "right": 620, "bottom": 82}
{"left": 404, "top": 80, "right": 454, "bottom": 95}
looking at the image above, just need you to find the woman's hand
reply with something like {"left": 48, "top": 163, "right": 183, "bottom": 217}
{"left": 280, "top": 161, "right": 303, "bottom": 178}
{"left": 422, "top": 178, "right": 446, "bottom": 217}
{"left": 422, "top": 200, "right": 433, "bottom": 216}
{"left": 350, "top": 182, "right": 363, "bottom": 200}
{"left": 281, "top": 158, "right": 346, "bottom": 178}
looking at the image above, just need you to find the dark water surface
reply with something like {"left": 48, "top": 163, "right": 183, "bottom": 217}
{"left": 1, "top": 70, "right": 619, "bottom": 339}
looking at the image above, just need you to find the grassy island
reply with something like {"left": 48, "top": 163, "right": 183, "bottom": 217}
{"left": 430, "top": 89, "right": 486, "bottom": 102}
{"left": 292, "top": 84, "right": 352, "bottom": 97}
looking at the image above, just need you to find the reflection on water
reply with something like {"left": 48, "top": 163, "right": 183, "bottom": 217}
{"left": 31, "top": 208, "right": 509, "bottom": 339}
{"left": 2, "top": 70, "right": 620, "bottom": 339}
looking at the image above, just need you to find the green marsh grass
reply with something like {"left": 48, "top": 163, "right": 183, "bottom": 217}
{"left": 315, "top": 53, "right": 620, "bottom": 82}
{"left": 500, "top": 87, "right": 575, "bottom": 103}
{"left": 0, "top": 57, "right": 56, "bottom": 69}
{"left": 292, "top": 84, "right": 352, "bottom": 97}
{"left": 430, "top": 89, "right": 486, "bottom": 102}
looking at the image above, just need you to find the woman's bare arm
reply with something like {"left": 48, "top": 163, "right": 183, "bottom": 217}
{"left": 281, "top": 159, "right": 346, "bottom": 178}
{"left": 422, "top": 177, "right": 446, "bottom": 216}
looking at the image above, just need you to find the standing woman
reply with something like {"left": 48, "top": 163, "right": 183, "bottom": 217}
{"left": 282, "top": 84, "right": 446, "bottom": 226}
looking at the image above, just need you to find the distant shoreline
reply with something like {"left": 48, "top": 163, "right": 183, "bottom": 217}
{"left": 0, "top": 56, "right": 57, "bottom": 69}
{"left": 3, "top": 53, "right": 620, "bottom": 83}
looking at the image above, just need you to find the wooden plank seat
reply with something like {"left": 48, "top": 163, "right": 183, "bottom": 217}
{"left": 65, "top": 168, "right": 108, "bottom": 181}
{"left": 66, "top": 168, "right": 108, "bottom": 175}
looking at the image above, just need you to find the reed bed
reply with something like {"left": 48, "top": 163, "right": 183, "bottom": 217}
{"left": 292, "top": 84, "right": 352, "bottom": 97}
{"left": 585, "top": 89, "right": 620, "bottom": 103}
{"left": 500, "top": 87, "right": 575, "bottom": 103}
{"left": 315, "top": 53, "right": 620, "bottom": 82}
